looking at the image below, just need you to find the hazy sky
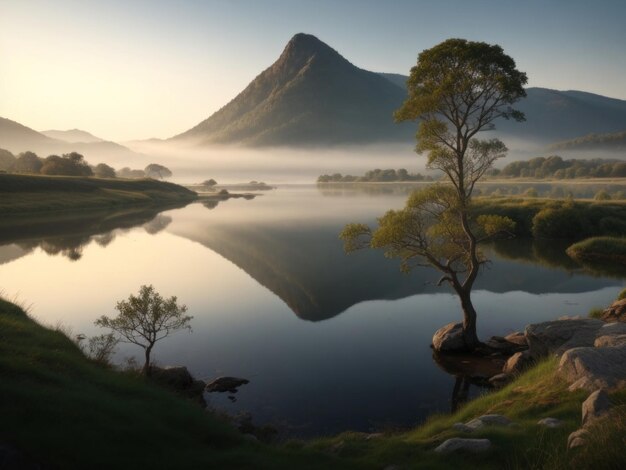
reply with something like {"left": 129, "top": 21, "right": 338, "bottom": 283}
{"left": 2, "top": 0, "right": 625, "bottom": 141}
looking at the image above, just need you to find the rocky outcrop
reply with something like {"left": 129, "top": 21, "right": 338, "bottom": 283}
{"left": 432, "top": 323, "right": 467, "bottom": 352}
{"left": 581, "top": 389, "right": 611, "bottom": 425}
{"left": 600, "top": 298, "right": 626, "bottom": 323}
{"left": 206, "top": 376, "right": 250, "bottom": 394}
{"left": 503, "top": 351, "right": 533, "bottom": 375}
{"left": 452, "top": 414, "right": 512, "bottom": 432}
{"left": 558, "top": 345, "right": 626, "bottom": 392}
{"left": 485, "top": 335, "right": 528, "bottom": 355}
{"left": 149, "top": 366, "right": 207, "bottom": 406}
{"left": 525, "top": 318, "right": 604, "bottom": 359}
{"left": 434, "top": 438, "right": 491, "bottom": 454}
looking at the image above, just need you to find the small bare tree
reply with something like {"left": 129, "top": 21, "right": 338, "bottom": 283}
{"left": 95, "top": 285, "right": 192, "bottom": 376}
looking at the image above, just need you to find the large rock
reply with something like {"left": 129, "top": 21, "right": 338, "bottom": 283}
{"left": 432, "top": 323, "right": 467, "bottom": 353}
{"left": 464, "top": 414, "right": 512, "bottom": 430}
{"left": 581, "top": 389, "right": 611, "bottom": 425}
{"left": 601, "top": 298, "right": 626, "bottom": 323}
{"left": 503, "top": 350, "right": 533, "bottom": 375}
{"left": 485, "top": 335, "right": 528, "bottom": 355}
{"left": 206, "top": 376, "right": 250, "bottom": 393}
{"left": 434, "top": 438, "right": 491, "bottom": 454}
{"left": 567, "top": 428, "right": 589, "bottom": 449}
{"left": 525, "top": 318, "right": 604, "bottom": 359}
{"left": 149, "top": 366, "right": 206, "bottom": 406}
{"left": 594, "top": 322, "right": 626, "bottom": 348}
{"left": 537, "top": 417, "right": 563, "bottom": 428}
{"left": 558, "top": 346, "right": 626, "bottom": 392}
{"left": 504, "top": 331, "right": 528, "bottom": 348}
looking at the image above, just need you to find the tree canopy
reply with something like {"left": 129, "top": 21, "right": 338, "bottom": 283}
{"left": 145, "top": 164, "right": 172, "bottom": 179}
{"left": 342, "top": 39, "right": 527, "bottom": 351}
{"left": 95, "top": 285, "right": 192, "bottom": 375}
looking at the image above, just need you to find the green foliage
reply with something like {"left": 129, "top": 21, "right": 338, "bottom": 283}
{"left": 595, "top": 189, "right": 612, "bottom": 200}
{"left": 318, "top": 168, "right": 432, "bottom": 183}
{"left": 566, "top": 236, "right": 626, "bottom": 265}
{"left": 12, "top": 151, "right": 43, "bottom": 174}
{"left": 93, "top": 162, "right": 116, "bottom": 178}
{"left": 96, "top": 285, "right": 192, "bottom": 373}
{"left": 549, "top": 129, "right": 626, "bottom": 151}
{"left": 588, "top": 307, "right": 605, "bottom": 319}
{"left": 501, "top": 156, "right": 626, "bottom": 179}
{"left": 532, "top": 205, "right": 590, "bottom": 238}
{"left": 117, "top": 167, "right": 146, "bottom": 178}
{"left": 0, "top": 147, "right": 16, "bottom": 170}
{"left": 144, "top": 163, "right": 173, "bottom": 179}
{"left": 40, "top": 152, "right": 93, "bottom": 177}
{"left": 618, "top": 288, "right": 626, "bottom": 300}
{"left": 77, "top": 333, "right": 119, "bottom": 364}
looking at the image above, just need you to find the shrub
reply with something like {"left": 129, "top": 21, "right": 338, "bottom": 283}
{"left": 532, "top": 205, "right": 590, "bottom": 239}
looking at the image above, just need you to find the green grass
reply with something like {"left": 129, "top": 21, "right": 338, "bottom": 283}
{"left": 588, "top": 307, "right": 605, "bottom": 319}
{"left": 2, "top": 298, "right": 625, "bottom": 469}
{"left": 566, "top": 237, "right": 626, "bottom": 265}
{"left": 0, "top": 299, "right": 351, "bottom": 470}
{"left": 0, "top": 173, "right": 197, "bottom": 216}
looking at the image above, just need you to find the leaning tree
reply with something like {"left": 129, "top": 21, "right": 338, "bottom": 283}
{"left": 341, "top": 39, "right": 527, "bottom": 351}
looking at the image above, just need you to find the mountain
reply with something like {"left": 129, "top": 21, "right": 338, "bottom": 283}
{"left": 0, "top": 117, "right": 141, "bottom": 165}
{"left": 496, "top": 88, "right": 626, "bottom": 143}
{"left": 173, "top": 33, "right": 413, "bottom": 146}
{"left": 175, "top": 34, "right": 626, "bottom": 148}
{"left": 41, "top": 129, "right": 104, "bottom": 143}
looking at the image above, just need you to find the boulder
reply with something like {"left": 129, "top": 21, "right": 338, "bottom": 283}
{"left": 464, "top": 414, "right": 512, "bottom": 431}
{"left": 485, "top": 335, "right": 527, "bottom": 355}
{"left": 525, "top": 318, "right": 604, "bottom": 359}
{"left": 488, "top": 373, "right": 512, "bottom": 387}
{"left": 504, "top": 331, "right": 528, "bottom": 348}
{"left": 581, "top": 389, "right": 611, "bottom": 425}
{"left": 601, "top": 298, "right": 626, "bottom": 323}
{"left": 558, "top": 346, "right": 626, "bottom": 392}
{"left": 206, "top": 376, "right": 250, "bottom": 393}
{"left": 537, "top": 417, "right": 563, "bottom": 428}
{"left": 432, "top": 323, "right": 467, "bottom": 352}
{"left": 452, "top": 422, "right": 473, "bottom": 433}
{"left": 595, "top": 334, "right": 626, "bottom": 348}
{"left": 503, "top": 351, "right": 533, "bottom": 375}
{"left": 567, "top": 428, "right": 589, "bottom": 449}
{"left": 149, "top": 366, "right": 206, "bottom": 406}
{"left": 434, "top": 438, "right": 491, "bottom": 454}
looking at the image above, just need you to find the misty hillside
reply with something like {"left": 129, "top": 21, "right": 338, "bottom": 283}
{"left": 377, "top": 74, "right": 626, "bottom": 145}
{"left": 0, "top": 117, "right": 140, "bottom": 163}
{"left": 548, "top": 129, "right": 626, "bottom": 151}
{"left": 173, "top": 33, "right": 413, "bottom": 146}
{"left": 41, "top": 129, "right": 104, "bottom": 143}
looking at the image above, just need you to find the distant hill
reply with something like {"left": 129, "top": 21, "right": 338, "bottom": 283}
{"left": 548, "top": 130, "right": 626, "bottom": 151}
{"left": 174, "top": 34, "right": 626, "bottom": 148}
{"left": 173, "top": 33, "right": 413, "bottom": 146}
{"left": 41, "top": 129, "right": 104, "bottom": 143}
{"left": 0, "top": 117, "right": 141, "bottom": 164}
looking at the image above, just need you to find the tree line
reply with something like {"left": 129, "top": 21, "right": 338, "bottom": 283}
{"left": 318, "top": 168, "right": 433, "bottom": 183}
{"left": 0, "top": 148, "right": 172, "bottom": 179}
{"left": 498, "top": 156, "right": 626, "bottom": 179}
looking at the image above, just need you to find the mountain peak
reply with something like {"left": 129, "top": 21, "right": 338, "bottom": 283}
{"left": 277, "top": 33, "right": 349, "bottom": 71}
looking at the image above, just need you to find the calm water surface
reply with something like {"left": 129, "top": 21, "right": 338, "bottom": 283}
{"left": 1, "top": 186, "right": 623, "bottom": 436}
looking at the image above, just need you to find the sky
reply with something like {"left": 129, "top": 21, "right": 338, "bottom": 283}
{"left": 2, "top": 0, "right": 626, "bottom": 141}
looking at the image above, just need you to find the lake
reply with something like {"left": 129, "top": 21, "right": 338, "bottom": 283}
{"left": 0, "top": 186, "right": 623, "bottom": 437}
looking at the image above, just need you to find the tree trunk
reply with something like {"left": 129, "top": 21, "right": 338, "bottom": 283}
{"left": 142, "top": 345, "right": 153, "bottom": 376}
{"left": 458, "top": 289, "right": 481, "bottom": 351}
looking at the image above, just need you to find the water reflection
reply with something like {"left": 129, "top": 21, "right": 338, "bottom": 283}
{"left": 0, "top": 207, "right": 177, "bottom": 264}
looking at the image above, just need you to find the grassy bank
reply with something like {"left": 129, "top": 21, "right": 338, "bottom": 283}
{"left": 0, "top": 174, "right": 197, "bottom": 216}
{"left": 2, "top": 297, "right": 625, "bottom": 469}
{"left": 566, "top": 236, "right": 626, "bottom": 265}
{"left": 0, "top": 299, "right": 349, "bottom": 469}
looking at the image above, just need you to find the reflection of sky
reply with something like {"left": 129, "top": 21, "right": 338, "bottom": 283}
{"left": 0, "top": 188, "right": 623, "bottom": 436}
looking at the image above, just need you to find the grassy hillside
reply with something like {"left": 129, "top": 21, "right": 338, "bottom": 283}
{"left": 1, "top": 298, "right": 625, "bottom": 468}
{"left": 0, "top": 173, "right": 197, "bottom": 216}
{"left": 0, "top": 299, "right": 349, "bottom": 469}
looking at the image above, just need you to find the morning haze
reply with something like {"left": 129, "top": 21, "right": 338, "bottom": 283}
{"left": 2, "top": 1, "right": 626, "bottom": 469}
